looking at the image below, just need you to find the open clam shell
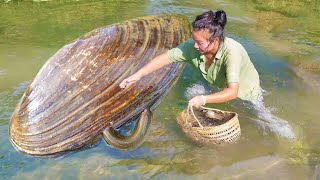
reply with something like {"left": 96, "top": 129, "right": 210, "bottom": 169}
{"left": 9, "top": 14, "right": 191, "bottom": 156}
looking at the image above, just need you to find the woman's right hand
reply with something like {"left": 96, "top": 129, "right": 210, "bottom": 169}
{"left": 119, "top": 73, "right": 142, "bottom": 88}
{"left": 119, "top": 53, "right": 172, "bottom": 89}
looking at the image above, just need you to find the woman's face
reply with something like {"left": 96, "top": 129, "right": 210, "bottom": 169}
{"left": 192, "top": 30, "right": 216, "bottom": 54}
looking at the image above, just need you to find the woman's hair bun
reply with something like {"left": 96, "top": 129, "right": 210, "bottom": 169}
{"left": 192, "top": 9, "right": 228, "bottom": 41}
{"left": 214, "top": 10, "right": 227, "bottom": 28}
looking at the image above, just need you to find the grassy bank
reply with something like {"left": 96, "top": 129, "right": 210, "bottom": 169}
{"left": 250, "top": 0, "right": 319, "bottom": 18}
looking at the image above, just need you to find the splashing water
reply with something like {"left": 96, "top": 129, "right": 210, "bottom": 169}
{"left": 184, "top": 83, "right": 211, "bottom": 100}
{"left": 250, "top": 95, "right": 296, "bottom": 140}
{"left": 184, "top": 84, "right": 296, "bottom": 140}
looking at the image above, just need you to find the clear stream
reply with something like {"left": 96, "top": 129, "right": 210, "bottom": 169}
{"left": 0, "top": 0, "right": 320, "bottom": 179}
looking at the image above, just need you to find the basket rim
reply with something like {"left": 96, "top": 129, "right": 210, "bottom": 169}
{"left": 184, "top": 106, "right": 238, "bottom": 129}
{"left": 176, "top": 107, "right": 241, "bottom": 144}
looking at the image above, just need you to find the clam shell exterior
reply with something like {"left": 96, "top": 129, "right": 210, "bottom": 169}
{"left": 9, "top": 14, "right": 191, "bottom": 156}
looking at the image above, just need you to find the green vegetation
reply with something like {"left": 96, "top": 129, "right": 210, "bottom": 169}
{"left": 250, "top": 0, "right": 319, "bottom": 17}
{"left": 0, "top": 0, "right": 147, "bottom": 47}
{"left": 229, "top": 0, "right": 320, "bottom": 72}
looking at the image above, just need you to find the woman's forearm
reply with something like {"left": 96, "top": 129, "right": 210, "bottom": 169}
{"left": 205, "top": 83, "right": 239, "bottom": 103}
{"left": 188, "top": 83, "right": 239, "bottom": 108}
{"left": 136, "top": 52, "right": 173, "bottom": 77}
{"left": 119, "top": 52, "right": 173, "bottom": 88}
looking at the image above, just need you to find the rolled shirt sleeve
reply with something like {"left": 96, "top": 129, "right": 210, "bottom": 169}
{"left": 167, "top": 38, "right": 194, "bottom": 62}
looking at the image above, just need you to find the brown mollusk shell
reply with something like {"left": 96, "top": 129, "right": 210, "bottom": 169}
{"left": 9, "top": 14, "right": 191, "bottom": 156}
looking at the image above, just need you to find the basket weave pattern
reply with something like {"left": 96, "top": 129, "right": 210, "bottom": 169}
{"left": 176, "top": 106, "right": 241, "bottom": 144}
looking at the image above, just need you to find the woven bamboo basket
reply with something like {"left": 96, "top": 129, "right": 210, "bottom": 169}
{"left": 176, "top": 105, "right": 241, "bottom": 145}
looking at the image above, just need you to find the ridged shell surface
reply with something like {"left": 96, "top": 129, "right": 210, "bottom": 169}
{"left": 9, "top": 14, "right": 191, "bottom": 156}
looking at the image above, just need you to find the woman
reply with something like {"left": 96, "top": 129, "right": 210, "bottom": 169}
{"left": 120, "top": 10, "right": 297, "bottom": 139}
{"left": 120, "top": 10, "right": 261, "bottom": 108}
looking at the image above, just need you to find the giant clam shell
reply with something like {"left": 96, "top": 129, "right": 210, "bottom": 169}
{"left": 9, "top": 14, "right": 191, "bottom": 156}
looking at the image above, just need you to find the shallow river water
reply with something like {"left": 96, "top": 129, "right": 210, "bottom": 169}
{"left": 1, "top": 0, "right": 320, "bottom": 179}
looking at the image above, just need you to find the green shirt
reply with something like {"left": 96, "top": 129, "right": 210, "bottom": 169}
{"left": 167, "top": 37, "right": 261, "bottom": 101}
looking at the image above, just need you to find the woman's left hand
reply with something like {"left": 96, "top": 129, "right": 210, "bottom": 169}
{"left": 188, "top": 96, "right": 205, "bottom": 108}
